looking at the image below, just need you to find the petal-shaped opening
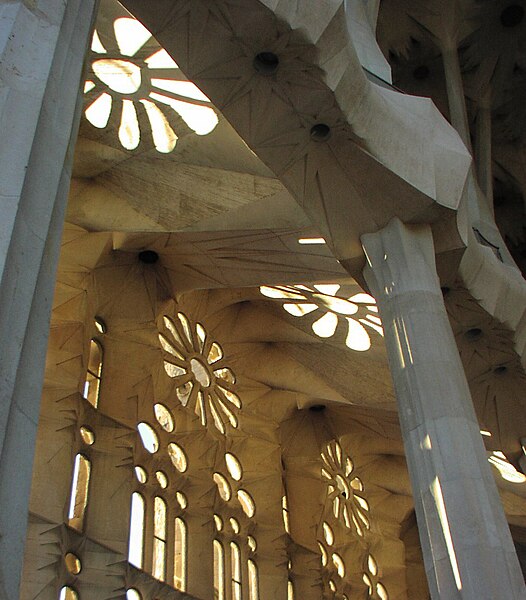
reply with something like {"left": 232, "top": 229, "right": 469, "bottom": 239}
{"left": 237, "top": 490, "right": 255, "bottom": 517}
{"left": 225, "top": 453, "right": 243, "bottom": 481}
{"left": 343, "top": 504, "right": 351, "bottom": 528}
{"left": 321, "top": 467, "right": 332, "bottom": 480}
{"left": 84, "top": 80, "right": 96, "bottom": 93}
{"left": 314, "top": 294, "right": 358, "bottom": 315}
{"left": 137, "top": 422, "right": 158, "bottom": 453}
{"left": 351, "top": 477, "right": 363, "bottom": 491}
{"left": 368, "top": 555, "right": 378, "bottom": 576}
{"left": 346, "top": 318, "right": 371, "bottom": 351}
{"left": 196, "top": 390, "right": 206, "bottom": 426}
{"left": 333, "top": 495, "right": 340, "bottom": 518}
{"left": 151, "top": 79, "right": 211, "bottom": 102}
{"left": 318, "top": 543, "right": 328, "bottom": 567}
{"left": 377, "top": 583, "right": 389, "bottom": 600}
{"left": 85, "top": 93, "right": 112, "bottom": 128}
{"left": 332, "top": 553, "right": 345, "bottom": 578}
{"left": 360, "top": 317, "right": 384, "bottom": 337}
{"left": 176, "top": 380, "right": 193, "bottom": 407}
{"left": 91, "top": 30, "right": 106, "bottom": 54}
{"left": 355, "top": 494, "right": 369, "bottom": 511}
{"left": 154, "top": 403, "right": 174, "bottom": 432}
{"left": 195, "top": 323, "right": 207, "bottom": 351}
{"left": 140, "top": 99, "right": 177, "bottom": 153}
{"left": 335, "top": 442, "right": 342, "bottom": 464}
{"left": 322, "top": 522, "right": 334, "bottom": 545}
{"left": 150, "top": 92, "right": 218, "bottom": 135}
{"left": 167, "top": 443, "right": 187, "bottom": 472}
{"left": 208, "top": 397, "right": 226, "bottom": 434}
{"left": 213, "top": 472, "right": 231, "bottom": 500}
{"left": 217, "top": 385, "right": 241, "bottom": 409}
{"left": 163, "top": 316, "right": 185, "bottom": 348}
{"left": 312, "top": 312, "right": 338, "bottom": 338}
{"left": 145, "top": 49, "right": 178, "bottom": 69}
{"left": 177, "top": 312, "right": 193, "bottom": 346}
{"left": 135, "top": 466, "right": 147, "bottom": 483}
{"left": 283, "top": 303, "right": 318, "bottom": 316}
{"left": 119, "top": 99, "right": 140, "bottom": 150}
{"left": 215, "top": 395, "right": 238, "bottom": 428}
{"left": 260, "top": 286, "right": 306, "bottom": 300}
{"left": 159, "top": 333, "right": 185, "bottom": 360}
{"left": 207, "top": 342, "right": 223, "bottom": 364}
{"left": 214, "top": 367, "right": 235, "bottom": 384}
{"left": 163, "top": 361, "right": 186, "bottom": 378}
{"left": 349, "top": 293, "right": 376, "bottom": 304}
{"left": 313, "top": 284, "right": 340, "bottom": 295}
{"left": 114, "top": 17, "right": 152, "bottom": 57}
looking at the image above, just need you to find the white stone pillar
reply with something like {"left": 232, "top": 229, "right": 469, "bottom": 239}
{"left": 361, "top": 218, "right": 526, "bottom": 600}
{"left": 0, "top": 2, "right": 97, "bottom": 598}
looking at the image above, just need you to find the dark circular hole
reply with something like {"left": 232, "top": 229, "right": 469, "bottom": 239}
{"left": 494, "top": 365, "right": 508, "bottom": 375}
{"left": 465, "top": 328, "right": 483, "bottom": 341}
{"left": 341, "top": 491, "right": 347, "bottom": 499}
{"left": 413, "top": 65, "right": 430, "bottom": 80}
{"left": 254, "top": 52, "right": 279, "bottom": 74}
{"left": 138, "top": 250, "right": 159, "bottom": 264}
{"left": 309, "top": 404, "right": 326, "bottom": 412}
{"left": 500, "top": 4, "right": 524, "bottom": 27}
{"left": 310, "top": 124, "right": 331, "bottom": 142}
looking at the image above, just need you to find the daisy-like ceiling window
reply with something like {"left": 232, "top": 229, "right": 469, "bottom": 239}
{"left": 160, "top": 314, "right": 241, "bottom": 435}
{"left": 84, "top": 11, "right": 218, "bottom": 153}
{"left": 321, "top": 441, "right": 370, "bottom": 537}
{"left": 259, "top": 284, "right": 382, "bottom": 351}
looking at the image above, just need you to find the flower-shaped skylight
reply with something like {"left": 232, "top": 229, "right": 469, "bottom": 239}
{"left": 260, "top": 284, "right": 382, "bottom": 351}
{"left": 84, "top": 15, "right": 218, "bottom": 153}
{"left": 321, "top": 441, "right": 370, "bottom": 537}
{"left": 160, "top": 313, "right": 241, "bottom": 435}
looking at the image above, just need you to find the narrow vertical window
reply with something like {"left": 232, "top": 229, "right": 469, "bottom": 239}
{"left": 214, "top": 539, "right": 225, "bottom": 600}
{"left": 174, "top": 517, "right": 187, "bottom": 591}
{"left": 83, "top": 339, "right": 103, "bottom": 407}
{"left": 128, "top": 492, "right": 145, "bottom": 568}
{"left": 231, "top": 541, "right": 242, "bottom": 600}
{"left": 152, "top": 496, "right": 167, "bottom": 581}
{"left": 248, "top": 559, "right": 259, "bottom": 600}
{"left": 282, "top": 494, "right": 290, "bottom": 533}
{"left": 287, "top": 579, "right": 295, "bottom": 600}
{"left": 68, "top": 454, "right": 91, "bottom": 531}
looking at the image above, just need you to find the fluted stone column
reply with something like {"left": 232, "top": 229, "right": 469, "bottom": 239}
{"left": 0, "top": 2, "right": 97, "bottom": 598}
{"left": 361, "top": 218, "right": 526, "bottom": 599}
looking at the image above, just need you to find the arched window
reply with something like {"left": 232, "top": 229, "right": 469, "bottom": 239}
{"left": 68, "top": 454, "right": 91, "bottom": 531}
{"left": 213, "top": 539, "right": 225, "bottom": 600}
{"left": 83, "top": 339, "right": 103, "bottom": 408}
{"left": 288, "top": 579, "right": 295, "bottom": 600}
{"left": 59, "top": 587, "right": 78, "bottom": 600}
{"left": 174, "top": 517, "right": 187, "bottom": 591}
{"left": 230, "top": 541, "right": 242, "bottom": 600}
{"left": 152, "top": 496, "right": 167, "bottom": 581}
{"left": 248, "top": 559, "right": 259, "bottom": 600}
{"left": 128, "top": 492, "right": 145, "bottom": 568}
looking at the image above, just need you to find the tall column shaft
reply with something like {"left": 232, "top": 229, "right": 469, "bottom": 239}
{"left": 362, "top": 218, "right": 526, "bottom": 599}
{"left": 0, "top": 2, "right": 97, "bottom": 598}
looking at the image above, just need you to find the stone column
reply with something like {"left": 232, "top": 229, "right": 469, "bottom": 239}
{"left": 186, "top": 514, "right": 214, "bottom": 598}
{"left": 361, "top": 218, "right": 526, "bottom": 599}
{"left": 0, "top": 2, "right": 97, "bottom": 598}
